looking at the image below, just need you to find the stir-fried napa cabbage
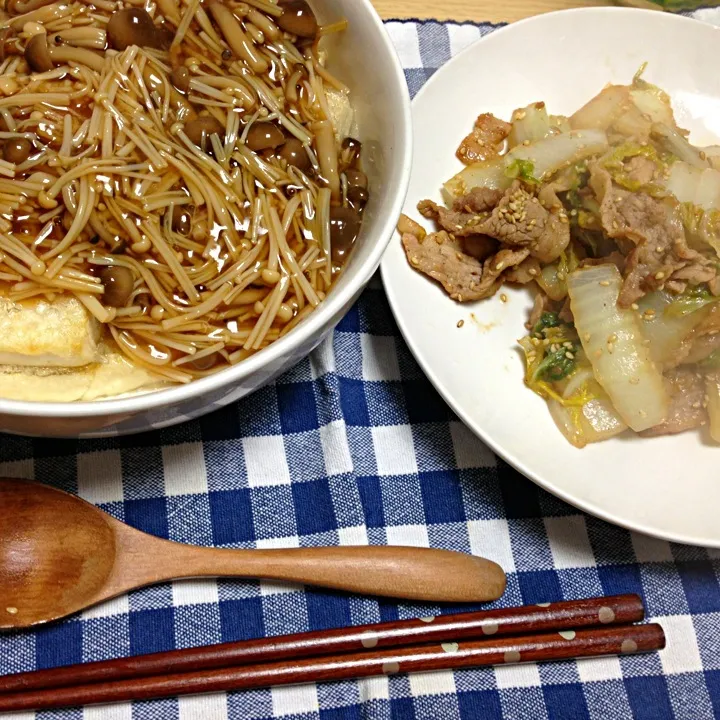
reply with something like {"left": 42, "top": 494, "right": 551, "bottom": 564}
{"left": 519, "top": 310, "right": 628, "bottom": 448}
{"left": 442, "top": 129, "right": 608, "bottom": 201}
{"left": 508, "top": 102, "right": 551, "bottom": 147}
{"left": 568, "top": 265, "right": 669, "bottom": 432}
{"left": 706, "top": 374, "right": 720, "bottom": 442}
{"left": 403, "top": 67, "right": 720, "bottom": 447}
{"left": 548, "top": 395, "right": 628, "bottom": 449}
{"left": 636, "top": 290, "right": 713, "bottom": 369}
{"left": 665, "top": 164, "right": 720, "bottom": 209}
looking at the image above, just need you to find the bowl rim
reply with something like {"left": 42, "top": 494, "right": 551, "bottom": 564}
{"left": 0, "top": 0, "right": 413, "bottom": 419}
{"left": 381, "top": 5, "right": 720, "bottom": 547}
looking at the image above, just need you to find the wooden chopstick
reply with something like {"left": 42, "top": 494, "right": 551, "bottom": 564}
{"left": 0, "top": 594, "right": 643, "bottom": 694}
{"left": 0, "top": 624, "right": 665, "bottom": 712}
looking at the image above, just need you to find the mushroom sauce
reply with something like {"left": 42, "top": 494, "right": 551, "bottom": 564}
{"left": 0, "top": 0, "right": 368, "bottom": 387}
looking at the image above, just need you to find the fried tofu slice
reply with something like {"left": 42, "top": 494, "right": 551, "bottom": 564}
{"left": 0, "top": 348, "right": 166, "bottom": 402}
{"left": 0, "top": 295, "right": 101, "bottom": 367}
{"left": 83, "top": 351, "right": 166, "bottom": 401}
{"left": 0, "top": 365, "right": 93, "bottom": 402}
{"left": 325, "top": 87, "right": 355, "bottom": 142}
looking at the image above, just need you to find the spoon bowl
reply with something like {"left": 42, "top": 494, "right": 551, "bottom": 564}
{"left": 0, "top": 478, "right": 507, "bottom": 629}
{"left": 1, "top": 479, "right": 117, "bottom": 628}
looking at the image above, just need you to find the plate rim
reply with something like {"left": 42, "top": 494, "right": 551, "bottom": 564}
{"left": 381, "top": 6, "right": 720, "bottom": 547}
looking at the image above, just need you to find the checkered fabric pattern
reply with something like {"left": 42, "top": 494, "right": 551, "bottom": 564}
{"left": 2, "top": 14, "right": 720, "bottom": 720}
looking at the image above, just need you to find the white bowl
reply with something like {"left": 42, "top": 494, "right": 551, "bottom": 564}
{"left": 381, "top": 7, "right": 720, "bottom": 546}
{"left": 0, "top": 0, "right": 412, "bottom": 438}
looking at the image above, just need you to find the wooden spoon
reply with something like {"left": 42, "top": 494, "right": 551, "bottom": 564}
{"left": 0, "top": 478, "right": 506, "bottom": 629}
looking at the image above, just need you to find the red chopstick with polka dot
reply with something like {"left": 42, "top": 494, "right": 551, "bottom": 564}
{"left": 0, "top": 595, "right": 664, "bottom": 712}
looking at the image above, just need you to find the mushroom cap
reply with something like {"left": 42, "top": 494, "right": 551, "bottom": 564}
{"left": 277, "top": 1, "right": 318, "bottom": 39}
{"left": 246, "top": 122, "right": 285, "bottom": 152}
{"left": 107, "top": 8, "right": 164, "bottom": 51}
{"left": 183, "top": 115, "right": 225, "bottom": 149}
{"left": 24, "top": 33, "right": 52, "bottom": 72}
{"left": 329, "top": 205, "right": 362, "bottom": 262}
{"left": 170, "top": 66, "right": 190, "bottom": 94}
{"left": 99, "top": 266, "right": 135, "bottom": 308}
{"left": 3, "top": 137, "right": 33, "bottom": 164}
{"left": 278, "top": 137, "right": 311, "bottom": 172}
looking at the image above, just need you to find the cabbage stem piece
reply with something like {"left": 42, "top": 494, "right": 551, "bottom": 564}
{"left": 705, "top": 374, "right": 720, "bottom": 443}
{"left": 568, "top": 264, "right": 668, "bottom": 432}
{"left": 665, "top": 162, "right": 720, "bottom": 211}
{"left": 549, "top": 394, "right": 628, "bottom": 449}
{"left": 442, "top": 129, "right": 608, "bottom": 203}
{"left": 507, "top": 102, "right": 550, "bottom": 147}
{"left": 636, "top": 290, "right": 711, "bottom": 370}
{"left": 570, "top": 85, "right": 631, "bottom": 131}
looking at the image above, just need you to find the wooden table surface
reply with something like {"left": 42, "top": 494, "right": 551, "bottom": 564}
{"left": 372, "top": 0, "right": 611, "bottom": 24}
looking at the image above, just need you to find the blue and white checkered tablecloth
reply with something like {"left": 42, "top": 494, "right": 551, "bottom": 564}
{"left": 3, "top": 14, "right": 720, "bottom": 720}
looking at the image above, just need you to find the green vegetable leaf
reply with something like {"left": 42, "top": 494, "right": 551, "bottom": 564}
{"left": 505, "top": 158, "right": 539, "bottom": 185}
{"left": 601, "top": 142, "right": 664, "bottom": 193}
{"left": 603, "top": 142, "right": 656, "bottom": 169}
{"left": 532, "top": 311, "right": 561, "bottom": 335}
{"left": 632, "top": 63, "right": 674, "bottom": 103}
{"left": 534, "top": 344, "right": 578, "bottom": 382}
{"left": 633, "top": 62, "right": 649, "bottom": 86}
{"left": 679, "top": 202, "right": 720, "bottom": 256}
{"left": 573, "top": 228, "right": 599, "bottom": 257}
{"left": 666, "top": 285, "right": 718, "bottom": 317}
{"left": 699, "top": 349, "right": 720, "bottom": 369}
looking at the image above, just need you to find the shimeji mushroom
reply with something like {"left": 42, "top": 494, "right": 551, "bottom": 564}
{"left": 277, "top": 1, "right": 318, "bottom": 38}
{"left": 24, "top": 33, "right": 105, "bottom": 72}
{"left": 182, "top": 115, "right": 225, "bottom": 151}
{"left": 106, "top": 8, "right": 172, "bottom": 51}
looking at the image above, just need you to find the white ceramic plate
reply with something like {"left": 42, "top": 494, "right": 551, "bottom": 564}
{"left": 382, "top": 7, "right": 720, "bottom": 547}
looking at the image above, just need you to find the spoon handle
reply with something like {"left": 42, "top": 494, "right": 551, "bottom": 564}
{"left": 123, "top": 544, "right": 506, "bottom": 603}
